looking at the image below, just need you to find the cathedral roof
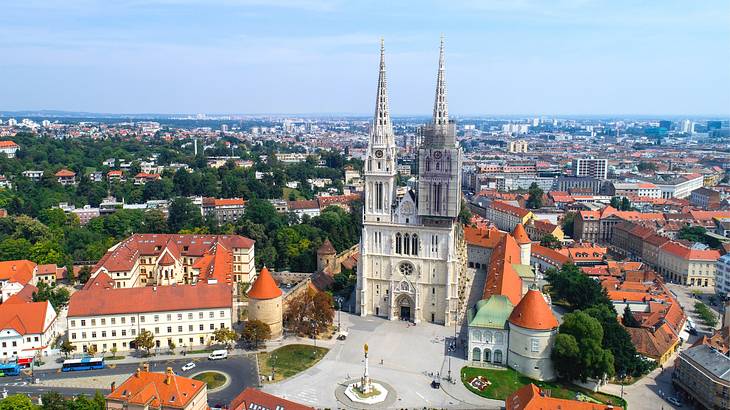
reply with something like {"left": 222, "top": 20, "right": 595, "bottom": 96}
{"left": 482, "top": 235, "right": 523, "bottom": 306}
{"left": 512, "top": 223, "right": 531, "bottom": 245}
{"left": 468, "top": 295, "right": 514, "bottom": 329}
{"left": 247, "top": 267, "right": 282, "bottom": 300}
{"left": 508, "top": 288, "right": 559, "bottom": 331}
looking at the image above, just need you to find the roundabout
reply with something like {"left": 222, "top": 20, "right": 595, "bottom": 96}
{"left": 191, "top": 371, "right": 230, "bottom": 392}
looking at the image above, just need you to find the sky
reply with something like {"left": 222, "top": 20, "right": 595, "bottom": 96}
{"left": 1, "top": 0, "right": 729, "bottom": 116}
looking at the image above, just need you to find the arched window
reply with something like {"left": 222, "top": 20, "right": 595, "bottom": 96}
{"left": 403, "top": 234, "right": 411, "bottom": 255}
{"left": 484, "top": 331, "right": 492, "bottom": 343}
{"left": 484, "top": 349, "right": 491, "bottom": 362}
{"left": 472, "top": 347, "right": 481, "bottom": 362}
{"left": 494, "top": 350, "right": 503, "bottom": 364}
{"left": 411, "top": 234, "right": 419, "bottom": 256}
{"left": 471, "top": 329, "right": 480, "bottom": 342}
{"left": 495, "top": 332, "right": 504, "bottom": 344}
{"left": 395, "top": 233, "right": 402, "bottom": 254}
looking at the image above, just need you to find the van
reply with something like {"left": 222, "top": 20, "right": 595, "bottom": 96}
{"left": 208, "top": 350, "right": 228, "bottom": 360}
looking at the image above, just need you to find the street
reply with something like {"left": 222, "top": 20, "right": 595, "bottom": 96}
{"left": 0, "top": 354, "right": 258, "bottom": 406}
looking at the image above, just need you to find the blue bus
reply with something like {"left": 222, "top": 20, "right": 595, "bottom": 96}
{"left": 0, "top": 363, "right": 20, "bottom": 377}
{"left": 61, "top": 357, "right": 105, "bottom": 372}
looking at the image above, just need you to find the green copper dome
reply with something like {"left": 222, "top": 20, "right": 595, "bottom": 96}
{"left": 467, "top": 295, "right": 514, "bottom": 329}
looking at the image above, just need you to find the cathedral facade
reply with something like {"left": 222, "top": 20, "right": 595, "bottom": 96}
{"left": 356, "top": 40, "right": 466, "bottom": 326}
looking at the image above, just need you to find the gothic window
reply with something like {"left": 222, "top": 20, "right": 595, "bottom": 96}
{"left": 395, "top": 233, "right": 402, "bottom": 254}
{"left": 400, "top": 282, "right": 409, "bottom": 292}
{"left": 403, "top": 233, "right": 411, "bottom": 255}
{"left": 399, "top": 262, "right": 414, "bottom": 276}
{"left": 436, "top": 162, "right": 440, "bottom": 171}
{"left": 412, "top": 234, "right": 419, "bottom": 255}
{"left": 426, "top": 158, "right": 431, "bottom": 172}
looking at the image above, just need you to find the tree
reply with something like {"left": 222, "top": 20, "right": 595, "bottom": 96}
{"left": 610, "top": 196, "right": 622, "bottom": 209}
{"left": 167, "top": 197, "right": 203, "bottom": 233}
{"left": 86, "top": 344, "right": 97, "bottom": 357}
{"left": 110, "top": 345, "right": 118, "bottom": 359}
{"left": 561, "top": 212, "right": 576, "bottom": 238}
{"left": 526, "top": 183, "right": 544, "bottom": 209}
{"left": 540, "top": 233, "right": 562, "bottom": 249}
{"left": 459, "top": 199, "right": 473, "bottom": 226}
{"left": 0, "top": 395, "right": 34, "bottom": 410}
{"left": 60, "top": 338, "right": 77, "bottom": 358}
{"left": 621, "top": 305, "right": 640, "bottom": 328}
{"left": 552, "top": 310, "right": 615, "bottom": 382}
{"left": 620, "top": 197, "right": 631, "bottom": 211}
{"left": 241, "top": 320, "right": 271, "bottom": 349}
{"left": 213, "top": 327, "right": 238, "bottom": 349}
{"left": 168, "top": 340, "right": 176, "bottom": 354}
{"left": 678, "top": 225, "right": 708, "bottom": 244}
{"left": 133, "top": 329, "right": 155, "bottom": 356}
{"left": 142, "top": 209, "right": 168, "bottom": 233}
{"left": 32, "top": 282, "right": 70, "bottom": 312}
{"left": 283, "top": 287, "right": 334, "bottom": 337}
{"left": 40, "top": 391, "right": 68, "bottom": 410}
{"left": 545, "top": 263, "right": 611, "bottom": 310}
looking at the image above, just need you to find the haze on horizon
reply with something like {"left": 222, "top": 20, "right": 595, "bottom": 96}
{"left": 1, "top": 0, "right": 729, "bottom": 116}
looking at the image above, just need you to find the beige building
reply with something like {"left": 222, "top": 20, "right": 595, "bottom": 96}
{"left": 508, "top": 140, "right": 528, "bottom": 153}
{"left": 67, "top": 283, "right": 233, "bottom": 353}
{"left": 674, "top": 344, "right": 730, "bottom": 410}
{"left": 90, "top": 234, "right": 255, "bottom": 290}
{"left": 656, "top": 242, "right": 719, "bottom": 288}
{"left": 246, "top": 267, "right": 283, "bottom": 339}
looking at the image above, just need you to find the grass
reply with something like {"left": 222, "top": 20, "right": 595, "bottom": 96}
{"left": 187, "top": 348, "right": 214, "bottom": 354}
{"left": 258, "top": 344, "right": 329, "bottom": 383}
{"left": 193, "top": 371, "right": 227, "bottom": 390}
{"left": 283, "top": 187, "right": 306, "bottom": 200}
{"left": 104, "top": 356, "right": 125, "bottom": 361}
{"left": 461, "top": 367, "right": 626, "bottom": 409}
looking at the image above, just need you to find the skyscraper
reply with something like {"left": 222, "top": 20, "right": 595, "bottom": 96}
{"left": 356, "top": 40, "right": 466, "bottom": 326}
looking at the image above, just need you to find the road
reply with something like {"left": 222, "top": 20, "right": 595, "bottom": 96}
{"left": 0, "top": 355, "right": 258, "bottom": 406}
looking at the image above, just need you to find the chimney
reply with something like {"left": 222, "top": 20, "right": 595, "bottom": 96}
{"left": 110, "top": 381, "right": 116, "bottom": 393}
{"left": 165, "top": 367, "right": 173, "bottom": 385}
{"left": 143, "top": 363, "right": 149, "bottom": 372}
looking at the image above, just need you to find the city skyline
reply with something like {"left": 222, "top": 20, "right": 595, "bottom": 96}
{"left": 1, "top": 0, "right": 729, "bottom": 116}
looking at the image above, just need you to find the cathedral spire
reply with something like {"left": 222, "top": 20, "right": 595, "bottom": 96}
{"left": 433, "top": 35, "right": 448, "bottom": 127}
{"left": 372, "top": 38, "right": 393, "bottom": 146}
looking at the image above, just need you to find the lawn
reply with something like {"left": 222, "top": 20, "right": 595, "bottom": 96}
{"left": 283, "top": 187, "right": 306, "bottom": 200}
{"left": 461, "top": 367, "right": 626, "bottom": 409}
{"left": 193, "top": 371, "right": 227, "bottom": 390}
{"left": 258, "top": 344, "right": 329, "bottom": 383}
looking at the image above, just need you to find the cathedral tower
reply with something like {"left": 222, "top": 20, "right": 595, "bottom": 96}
{"left": 417, "top": 38, "right": 462, "bottom": 223}
{"left": 363, "top": 39, "right": 398, "bottom": 224}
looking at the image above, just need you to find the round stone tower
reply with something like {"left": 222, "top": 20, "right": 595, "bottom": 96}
{"left": 247, "top": 266, "right": 283, "bottom": 339}
{"left": 512, "top": 223, "right": 532, "bottom": 266}
{"left": 317, "top": 238, "right": 338, "bottom": 273}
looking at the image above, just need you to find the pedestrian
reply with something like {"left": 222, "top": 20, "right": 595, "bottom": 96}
{"left": 380, "top": 358, "right": 383, "bottom": 365}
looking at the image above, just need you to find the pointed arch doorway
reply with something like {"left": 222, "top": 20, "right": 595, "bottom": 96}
{"left": 396, "top": 294, "right": 414, "bottom": 322}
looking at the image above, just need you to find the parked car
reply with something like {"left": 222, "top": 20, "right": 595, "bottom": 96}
{"left": 208, "top": 350, "right": 228, "bottom": 360}
{"left": 667, "top": 397, "right": 682, "bottom": 407}
{"left": 336, "top": 331, "right": 348, "bottom": 341}
{"left": 181, "top": 362, "right": 196, "bottom": 372}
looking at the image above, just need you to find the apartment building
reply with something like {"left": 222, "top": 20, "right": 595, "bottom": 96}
{"left": 484, "top": 201, "right": 534, "bottom": 233}
{"left": 657, "top": 242, "right": 719, "bottom": 288}
{"left": 201, "top": 197, "right": 246, "bottom": 224}
{"left": 67, "top": 283, "right": 232, "bottom": 353}
{"left": 673, "top": 344, "right": 730, "bottom": 410}
{"left": 572, "top": 158, "right": 608, "bottom": 180}
{"left": 0, "top": 299, "right": 58, "bottom": 359}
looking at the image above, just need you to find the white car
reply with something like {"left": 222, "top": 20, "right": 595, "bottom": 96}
{"left": 181, "top": 362, "right": 196, "bottom": 372}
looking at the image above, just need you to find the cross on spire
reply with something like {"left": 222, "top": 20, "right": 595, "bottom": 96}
{"left": 433, "top": 35, "right": 448, "bottom": 127}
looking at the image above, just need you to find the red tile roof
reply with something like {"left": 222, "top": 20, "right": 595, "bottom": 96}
{"left": 0, "top": 141, "right": 19, "bottom": 148}
{"left": 482, "top": 235, "right": 523, "bottom": 305}
{"left": 68, "top": 283, "right": 232, "bottom": 317}
{"left": 464, "top": 226, "right": 505, "bottom": 249}
{"left": 507, "top": 383, "right": 622, "bottom": 410}
{"left": 512, "top": 223, "right": 531, "bottom": 244}
{"left": 317, "top": 239, "right": 336, "bottom": 255}
{"left": 229, "top": 387, "right": 314, "bottom": 410}
{"left": 490, "top": 200, "right": 531, "bottom": 218}
{"left": 0, "top": 260, "right": 37, "bottom": 285}
{"left": 661, "top": 242, "right": 720, "bottom": 261}
{"left": 54, "top": 169, "right": 76, "bottom": 177}
{"left": 0, "top": 300, "right": 53, "bottom": 335}
{"left": 247, "top": 267, "right": 282, "bottom": 300}
{"left": 106, "top": 368, "right": 205, "bottom": 408}
{"left": 508, "top": 288, "right": 558, "bottom": 330}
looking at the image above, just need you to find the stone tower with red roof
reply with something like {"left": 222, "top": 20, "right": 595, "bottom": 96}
{"left": 247, "top": 267, "right": 283, "bottom": 339}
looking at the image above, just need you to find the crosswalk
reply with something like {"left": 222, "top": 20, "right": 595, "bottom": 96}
{"left": 293, "top": 387, "right": 319, "bottom": 404}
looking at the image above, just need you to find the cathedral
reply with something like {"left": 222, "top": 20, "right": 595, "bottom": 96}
{"left": 356, "top": 39, "right": 467, "bottom": 326}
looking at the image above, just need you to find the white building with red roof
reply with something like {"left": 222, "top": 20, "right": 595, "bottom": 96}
{"left": 90, "top": 233, "right": 255, "bottom": 290}
{"left": 0, "top": 140, "right": 19, "bottom": 158}
{"left": 106, "top": 367, "right": 208, "bottom": 410}
{"left": 0, "top": 299, "right": 58, "bottom": 360}
{"left": 67, "top": 283, "right": 232, "bottom": 353}
{"left": 54, "top": 169, "right": 77, "bottom": 185}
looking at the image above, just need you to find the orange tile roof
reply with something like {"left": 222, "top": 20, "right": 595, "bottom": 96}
{"left": 531, "top": 244, "right": 570, "bottom": 265}
{"left": 482, "top": 235, "right": 523, "bottom": 305}
{"left": 106, "top": 369, "right": 205, "bottom": 408}
{"left": 0, "top": 141, "right": 19, "bottom": 148}
{"left": 661, "top": 241, "right": 720, "bottom": 261}
{"left": 0, "top": 301, "right": 53, "bottom": 335}
{"left": 0, "top": 260, "right": 37, "bottom": 284}
{"left": 247, "top": 267, "right": 282, "bottom": 300}
{"left": 464, "top": 225, "right": 505, "bottom": 249}
{"left": 508, "top": 288, "right": 558, "bottom": 330}
{"left": 512, "top": 223, "right": 531, "bottom": 244}
{"left": 626, "top": 323, "right": 678, "bottom": 360}
{"left": 229, "top": 387, "right": 314, "bottom": 410}
{"left": 68, "top": 283, "right": 232, "bottom": 317}
{"left": 54, "top": 169, "right": 76, "bottom": 177}
{"left": 507, "top": 383, "right": 622, "bottom": 410}
{"left": 490, "top": 200, "right": 531, "bottom": 218}
{"left": 213, "top": 198, "right": 246, "bottom": 206}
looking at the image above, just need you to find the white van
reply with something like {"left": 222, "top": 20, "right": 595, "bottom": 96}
{"left": 208, "top": 350, "right": 228, "bottom": 360}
